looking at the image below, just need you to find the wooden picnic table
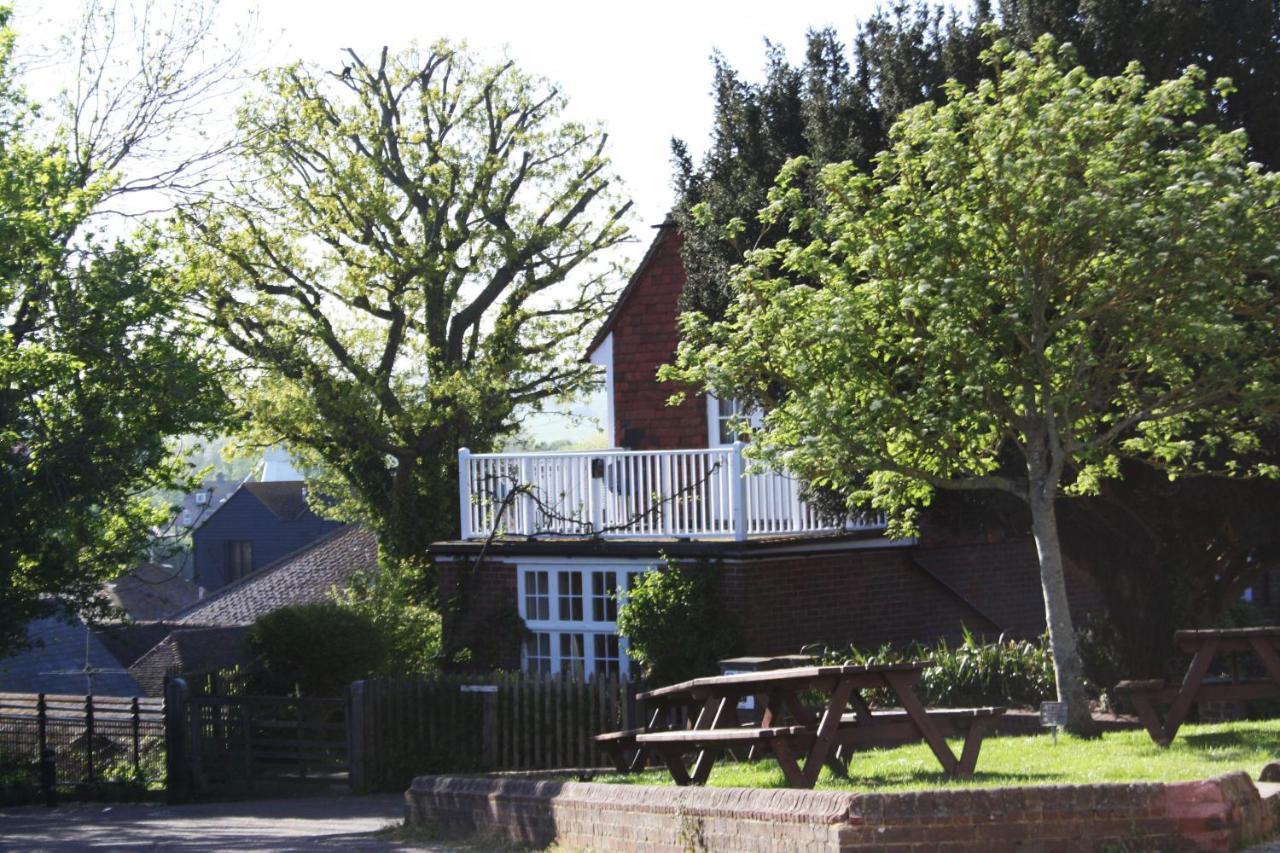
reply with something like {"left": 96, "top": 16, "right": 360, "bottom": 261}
{"left": 1117, "top": 627, "right": 1280, "bottom": 746}
{"left": 596, "top": 662, "right": 1003, "bottom": 789}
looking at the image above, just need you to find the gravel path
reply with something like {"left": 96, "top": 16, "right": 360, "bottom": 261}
{"left": 0, "top": 794, "right": 464, "bottom": 852}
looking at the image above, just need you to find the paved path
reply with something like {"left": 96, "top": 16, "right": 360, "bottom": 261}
{"left": 0, "top": 794, "right": 465, "bottom": 852}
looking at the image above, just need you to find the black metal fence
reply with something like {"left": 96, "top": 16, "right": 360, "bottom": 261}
{"left": 0, "top": 692, "right": 166, "bottom": 803}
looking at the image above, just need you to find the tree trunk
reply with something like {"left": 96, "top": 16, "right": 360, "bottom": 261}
{"left": 1027, "top": 479, "right": 1094, "bottom": 733}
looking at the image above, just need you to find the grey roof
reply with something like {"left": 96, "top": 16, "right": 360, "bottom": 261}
{"left": 177, "top": 472, "right": 247, "bottom": 531}
{"left": 128, "top": 626, "right": 250, "bottom": 697}
{"left": 173, "top": 525, "right": 378, "bottom": 626}
{"left": 0, "top": 614, "right": 141, "bottom": 696}
{"left": 104, "top": 563, "right": 200, "bottom": 621}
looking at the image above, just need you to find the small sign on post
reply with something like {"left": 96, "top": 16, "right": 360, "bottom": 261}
{"left": 1039, "top": 700, "right": 1068, "bottom": 744}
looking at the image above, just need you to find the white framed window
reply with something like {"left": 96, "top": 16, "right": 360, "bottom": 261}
{"left": 517, "top": 562, "right": 653, "bottom": 678}
{"left": 524, "top": 571, "right": 550, "bottom": 621}
{"left": 526, "top": 632, "right": 552, "bottom": 673}
{"left": 706, "top": 394, "right": 764, "bottom": 446}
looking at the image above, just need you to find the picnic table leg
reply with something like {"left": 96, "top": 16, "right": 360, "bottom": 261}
{"left": 956, "top": 717, "right": 996, "bottom": 776}
{"left": 1127, "top": 693, "right": 1171, "bottom": 747}
{"left": 1250, "top": 638, "right": 1280, "bottom": 686}
{"left": 799, "top": 679, "right": 855, "bottom": 788}
{"left": 884, "top": 672, "right": 960, "bottom": 775}
{"left": 690, "top": 696, "right": 731, "bottom": 782}
{"left": 1163, "top": 639, "right": 1220, "bottom": 744}
{"left": 768, "top": 737, "right": 809, "bottom": 789}
{"left": 656, "top": 747, "right": 693, "bottom": 786}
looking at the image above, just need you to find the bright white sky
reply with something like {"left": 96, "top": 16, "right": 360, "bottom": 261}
{"left": 14, "top": 0, "right": 963, "bottom": 444}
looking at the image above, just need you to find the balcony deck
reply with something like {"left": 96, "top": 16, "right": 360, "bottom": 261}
{"left": 458, "top": 443, "right": 884, "bottom": 541}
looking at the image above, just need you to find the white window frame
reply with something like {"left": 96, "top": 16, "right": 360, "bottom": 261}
{"left": 516, "top": 560, "right": 655, "bottom": 678}
{"left": 706, "top": 393, "right": 764, "bottom": 447}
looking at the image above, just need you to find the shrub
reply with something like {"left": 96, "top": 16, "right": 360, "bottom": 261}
{"left": 331, "top": 555, "right": 443, "bottom": 674}
{"left": 617, "top": 558, "right": 741, "bottom": 686}
{"left": 811, "top": 627, "right": 1057, "bottom": 708}
{"left": 247, "top": 602, "right": 387, "bottom": 695}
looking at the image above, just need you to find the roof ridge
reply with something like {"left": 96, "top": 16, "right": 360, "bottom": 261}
{"left": 172, "top": 524, "right": 360, "bottom": 621}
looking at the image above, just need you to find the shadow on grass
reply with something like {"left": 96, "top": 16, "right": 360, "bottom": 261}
{"left": 1181, "top": 724, "right": 1277, "bottom": 763}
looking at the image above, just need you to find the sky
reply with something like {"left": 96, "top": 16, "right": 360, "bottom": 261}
{"left": 14, "top": 0, "right": 962, "bottom": 445}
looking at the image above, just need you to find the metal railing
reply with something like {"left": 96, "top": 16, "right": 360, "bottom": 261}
{"left": 457, "top": 442, "right": 884, "bottom": 541}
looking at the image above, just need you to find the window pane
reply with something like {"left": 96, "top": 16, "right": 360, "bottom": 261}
{"left": 558, "top": 572, "right": 583, "bottom": 621}
{"left": 559, "top": 633, "right": 585, "bottom": 676}
{"left": 524, "top": 570, "right": 549, "bottom": 621}
{"left": 526, "top": 632, "right": 552, "bottom": 674}
{"left": 593, "top": 634, "right": 621, "bottom": 676}
{"left": 591, "top": 572, "right": 617, "bottom": 623}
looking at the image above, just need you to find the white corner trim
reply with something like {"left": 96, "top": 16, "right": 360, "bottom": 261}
{"left": 588, "top": 332, "right": 615, "bottom": 448}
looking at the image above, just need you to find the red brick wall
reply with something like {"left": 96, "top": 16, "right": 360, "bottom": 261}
{"left": 406, "top": 771, "right": 1280, "bottom": 851}
{"left": 609, "top": 228, "right": 708, "bottom": 450}
{"left": 437, "top": 559, "right": 520, "bottom": 671}
{"left": 721, "top": 539, "right": 1085, "bottom": 656}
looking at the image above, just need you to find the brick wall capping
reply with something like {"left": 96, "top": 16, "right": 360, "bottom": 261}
{"left": 406, "top": 769, "right": 1280, "bottom": 852}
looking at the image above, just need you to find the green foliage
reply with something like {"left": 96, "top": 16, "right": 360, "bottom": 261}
{"left": 247, "top": 602, "right": 388, "bottom": 695}
{"left": 332, "top": 556, "right": 443, "bottom": 676}
{"left": 0, "top": 8, "right": 230, "bottom": 653}
{"left": 616, "top": 559, "right": 741, "bottom": 686}
{"left": 667, "top": 39, "right": 1280, "bottom": 726}
{"left": 812, "top": 628, "right": 1057, "bottom": 708}
{"left": 178, "top": 42, "right": 631, "bottom": 570}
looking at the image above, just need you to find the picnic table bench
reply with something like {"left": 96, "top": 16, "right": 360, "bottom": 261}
{"left": 1116, "top": 627, "right": 1280, "bottom": 746}
{"left": 594, "top": 662, "right": 1004, "bottom": 789}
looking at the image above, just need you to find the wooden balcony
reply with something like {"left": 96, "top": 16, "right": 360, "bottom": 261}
{"left": 457, "top": 443, "right": 885, "bottom": 541}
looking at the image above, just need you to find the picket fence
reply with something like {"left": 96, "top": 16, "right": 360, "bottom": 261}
{"left": 348, "top": 672, "right": 638, "bottom": 791}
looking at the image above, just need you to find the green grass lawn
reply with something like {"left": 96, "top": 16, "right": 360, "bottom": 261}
{"left": 590, "top": 720, "right": 1280, "bottom": 792}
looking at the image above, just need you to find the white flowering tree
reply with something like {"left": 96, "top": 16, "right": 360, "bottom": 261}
{"left": 665, "top": 36, "right": 1280, "bottom": 732}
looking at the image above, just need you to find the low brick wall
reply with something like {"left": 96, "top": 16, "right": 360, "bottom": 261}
{"left": 405, "top": 771, "right": 1280, "bottom": 851}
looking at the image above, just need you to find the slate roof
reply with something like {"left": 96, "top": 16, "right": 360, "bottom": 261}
{"left": 172, "top": 525, "right": 378, "bottom": 627}
{"left": 104, "top": 563, "right": 200, "bottom": 621}
{"left": 128, "top": 626, "right": 250, "bottom": 697}
{"left": 240, "top": 481, "right": 311, "bottom": 521}
{"left": 0, "top": 614, "right": 141, "bottom": 696}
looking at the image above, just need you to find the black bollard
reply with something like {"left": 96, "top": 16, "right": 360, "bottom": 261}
{"left": 39, "top": 747, "right": 56, "bottom": 807}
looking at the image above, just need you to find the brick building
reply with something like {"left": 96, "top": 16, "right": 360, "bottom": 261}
{"left": 432, "top": 222, "right": 1103, "bottom": 677}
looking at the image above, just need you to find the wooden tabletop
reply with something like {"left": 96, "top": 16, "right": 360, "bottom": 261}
{"left": 637, "top": 661, "right": 933, "bottom": 701}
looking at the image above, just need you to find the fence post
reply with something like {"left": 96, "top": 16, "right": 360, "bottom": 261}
{"left": 36, "top": 692, "right": 47, "bottom": 758}
{"left": 84, "top": 694, "right": 96, "bottom": 785}
{"left": 731, "top": 440, "right": 748, "bottom": 541}
{"left": 165, "top": 678, "right": 191, "bottom": 804}
{"left": 347, "top": 680, "right": 366, "bottom": 793}
{"left": 458, "top": 447, "right": 473, "bottom": 539}
{"left": 131, "top": 697, "right": 142, "bottom": 780}
{"left": 39, "top": 747, "right": 56, "bottom": 807}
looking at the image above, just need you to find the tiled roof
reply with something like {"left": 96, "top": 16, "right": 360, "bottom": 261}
{"left": 241, "top": 480, "right": 311, "bottom": 520}
{"left": 0, "top": 614, "right": 141, "bottom": 697}
{"left": 104, "top": 563, "right": 200, "bottom": 621}
{"left": 128, "top": 626, "right": 250, "bottom": 697}
{"left": 172, "top": 525, "right": 378, "bottom": 627}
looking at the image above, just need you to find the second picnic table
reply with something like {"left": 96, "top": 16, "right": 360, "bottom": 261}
{"left": 597, "top": 662, "right": 1003, "bottom": 789}
{"left": 1117, "top": 627, "right": 1280, "bottom": 746}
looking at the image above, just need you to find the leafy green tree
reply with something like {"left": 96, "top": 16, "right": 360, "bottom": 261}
{"left": 0, "top": 5, "right": 232, "bottom": 655}
{"left": 672, "top": 0, "right": 1280, "bottom": 681}
{"left": 247, "top": 602, "right": 387, "bottom": 695}
{"left": 616, "top": 559, "right": 741, "bottom": 686}
{"left": 179, "top": 43, "right": 631, "bottom": 573}
{"left": 665, "top": 38, "right": 1280, "bottom": 730}
{"left": 331, "top": 556, "right": 442, "bottom": 674}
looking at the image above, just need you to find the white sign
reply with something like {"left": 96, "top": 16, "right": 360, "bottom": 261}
{"left": 460, "top": 684, "right": 498, "bottom": 693}
{"left": 722, "top": 670, "right": 755, "bottom": 711}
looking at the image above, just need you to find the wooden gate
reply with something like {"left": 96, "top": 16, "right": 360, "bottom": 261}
{"left": 167, "top": 680, "right": 348, "bottom": 800}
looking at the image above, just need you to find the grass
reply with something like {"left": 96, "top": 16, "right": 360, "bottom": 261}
{"left": 588, "top": 719, "right": 1280, "bottom": 793}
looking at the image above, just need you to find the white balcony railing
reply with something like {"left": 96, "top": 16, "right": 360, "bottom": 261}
{"left": 457, "top": 443, "right": 885, "bottom": 541}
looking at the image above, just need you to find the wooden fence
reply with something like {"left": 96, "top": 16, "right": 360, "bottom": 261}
{"left": 349, "top": 672, "right": 638, "bottom": 791}
{"left": 0, "top": 692, "right": 166, "bottom": 801}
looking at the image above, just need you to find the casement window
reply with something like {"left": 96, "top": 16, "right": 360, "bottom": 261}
{"left": 226, "top": 540, "right": 253, "bottom": 580}
{"left": 519, "top": 564, "right": 650, "bottom": 678}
